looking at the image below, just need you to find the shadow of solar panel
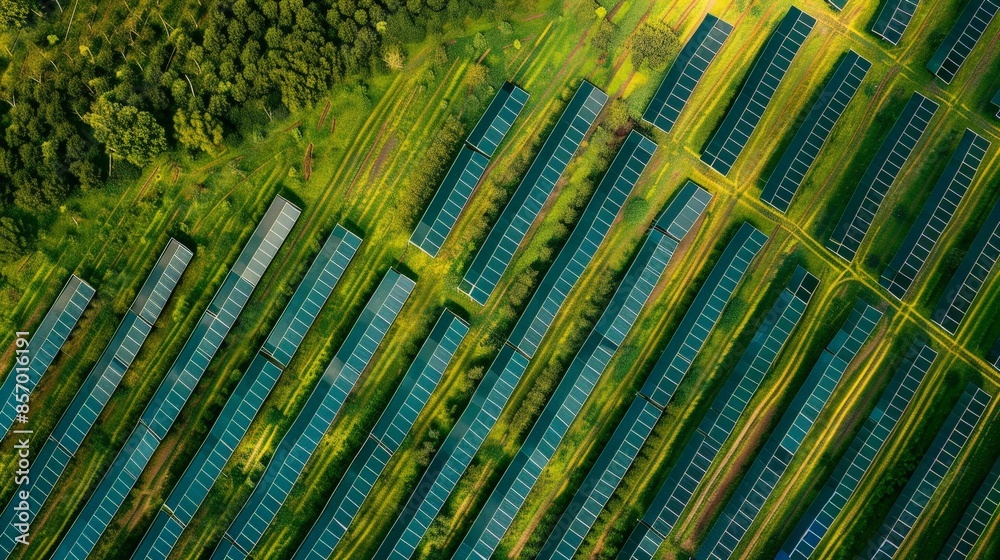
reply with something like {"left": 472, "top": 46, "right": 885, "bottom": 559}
{"left": 779, "top": 342, "right": 936, "bottom": 560}
{"left": 927, "top": 0, "right": 999, "bottom": 83}
{"left": 293, "top": 311, "right": 469, "bottom": 560}
{"left": 0, "top": 274, "right": 94, "bottom": 439}
{"left": 466, "top": 81, "right": 530, "bottom": 157}
{"left": 939, "top": 454, "right": 1000, "bottom": 559}
{"left": 213, "top": 270, "right": 413, "bottom": 560}
{"left": 872, "top": 0, "right": 922, "bottom": 45}
{"left": 761, "top": 51, "right": 870, "bottom": 213}
{"left": 642, "top": 14, "right": 733, "bottom": 134}
{"left": 616, "top": 267, "right": 818, "bottom": 560}
{"left": 410, "top": 147, "right": 490, "bottom": 257}
{"left": 697, "top": 300, "right": 882, "bottom": 560}
{"left": 52, "top": 197, "right": 298, "bottom": 560}
{"left": 881, "top": 130, "right": 990, "bottom": 299}
{"left": 701, "top": 7, "right": 815, "bottom": 176}
{"left": 864, "top": 384, "right": 991, "bottom": 560}
{"left": 456, "top": 192, "right": 721, "bottom": 560}
{"left": 460, "top": 81, "right": 609, "bottom": 305}
{"left": 932, "top": 195, "right": 1000, "bottom": 334}
{"left": 827, "top": 92, "right": 938, "bottom": 262}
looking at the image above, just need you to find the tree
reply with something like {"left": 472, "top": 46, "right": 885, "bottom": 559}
{"left": 84, "top": 98, "right": 167, "bottom": 168}
{"left": 0, "top": 217, "right": 30, "bottom": 265}
{"left": 631, "top": 22, "right": 680, "bottom": 70}
{"left": 174, "top": 109, "right": 225, "bottom": 155}
{"left": 0, "top": 0, "right": 32, "bottom": 31}
{"left": 383, "top": 45, "right": 405, "bottom": 70}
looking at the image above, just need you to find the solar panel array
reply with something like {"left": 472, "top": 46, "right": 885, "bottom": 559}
{"left": 880, "top": 130, "right": 990, "bottom": 299}
{"left": 761, "top": 51, "right": 871, "bottom": 213}
{"left": 616, "top": 267, "right": 819, "bottom": 560}
{"left": 933, "top": 195, "right": 1000, "bottom": 334}
{"left": 0, "top": 240, "right": 191, "bottom": 560}
{"left": 375, "top": 183, "right": 711, "bottom": 560}
{"left": 508, "top": 130, "right": 657, "bottom": 357}
{"left": 410, "top": 147, "right": 490, "bottom": 257}
{"left": 701, "top": 7, "right": 815, "bottom": 176}
{"left": 939, "top": 455, "right": 1000, "bottom": 559}
{"left": 642, "top": 14, "right": 733, "bottom": 134}
{"left": 541, "top": 235, "right": 791, "bottom": 560}
{"left": 864, "top": 384, "right": 992, "bottom": 559}
{"left": 697, "top": 300, "right": 883, "bottom": 560}
{"left": 990, "top": 339, "right": 1000, "bottom": 371}
{"left": 0, "top": 274, "right": 95, "bottom": 438}
{"left": 926, "top": 0, "right": 999, "bottom": 83}
{"left": 456, "top": 189, "right": 725, "bottom": 560}
{"left": 993, "top": 90, "right": 1000, "bottom": 117}
{"left": 778, "top": 341, "right": 937, "bottom": 560}
{"left": 466, "top": 81, "right": 530, "bottom": 157}
{"left": 213, "top": 269, "right": 414, "bottom": 560}
{"left": 53, "top": 196, "right": 300, "bottom": 560}
{"left": 872, "top": 0, "right": 922, "bottom": 45}
{"left": 828, "top": 0, "right": 849, "bottom": 11}
{"left": 827, "top": 92, "right": 938, "bottom": 262}
{"left": 293, "top": 311, "right": 469, "bottom": 560}
{"left": 133, "top": 226, "right": 360, "bottom": 560}
{"left": 460, "top": 80, "right": 608, "bottom": 304}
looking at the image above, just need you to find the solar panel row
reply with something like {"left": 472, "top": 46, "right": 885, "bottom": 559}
{"left": 292, "top": 311, "right": 469, "bottom": 560}
{"left": 696, "top": 300, "right": 883, "bottom": 560}
{"left": 213, "top": 269, "right": 415, "bottom": 560}
{"left": 863, "top": 383, "right": 992, "bottom": 560}
{"left": 539, "top": 233, "right": 784, "bottom": 560}
{"left": 456, "top": 201, "right": 739, "bottom": 560}
{"left": 926, "top": 0, "right": 999, "bottom": 83}
{"left": 872, "top": 0, "right": 922, "bottom": 45}
{"left": 701, "top": 7, "right": 815, "bottom": 176}
{"left": 642, "top": 14, "right": 733, "bottom": 134}
{"left": 410, "top": 147, "right": 490, "bottom": 257}
{"left": 53, "top": 197, "right": 300, "bottom": 560}
{"left": 0, "top": 274, "right": 95, "bottom": 439}
{"left": 132, "top": 226, "right": 360, "bottom": 560}
{"left": 993, "top": 90, "right": 1000, "bottom": 117}
{"left": 616, "top": 267, "right": 819, "bottom": 560}
{"left": 938, "top": 454, "right": 1000, "bottom": 559}
{"left": 374, "top": 184, "right": 711, "bottom": 560}
{"left": 880, "top": 130, "right": 990, "bottom": 300}
{"left": 828, "top": 0, "right": 849, "bottom": 11}
{"left": 0, "top": 240, "right": 192, "bottom": 560}
{"left": 466, "top": 81, "right": 530, "bottom": 157}
{"left": 990, "top": 339, "right": 1000, "bottom": 371}
{"left": 508, "top": 130, "right": 657, "bottom": 357}
{"left": 932, "top": 195, "right": 1000, "bottom": 334}
{"left": 460, "top": 81, "right": 609, "bottom": 304}
{"left": 778, "top": 341, "right": 937, "bottom": 560}
{"left": 827, "top": 92, "right": 938, "bottom": 262}
{"left": 761, "top": 51, "right": 871, "bottom": 213}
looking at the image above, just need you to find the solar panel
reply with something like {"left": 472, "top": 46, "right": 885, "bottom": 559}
{"left": 410, "top": 147, "right": 490, "bottom": 257}
{"left": 643, "top": 15, "right": 733, "bottom": 134}
{"left": 990, "top": 339, "right": 1000, "bottom": 371}
{"left": 52, "top": 198, "right": 298, "bottom": 560}
{"left": 827, "top": 92, "right": 938, "bottom": 262}
{"left": 456, "top": 200, "right": 734, "bottom": 560}
{"left": 375, "top": 184, "right": 711, "bottom": 560}
{"left": 460, "top": 81, "right": 609, "bottom": 304}
{"left": 293, "top": 311, "right": 469, "bottom": 560}
{"left": 508, "top": 130, "right": 657, "bottom": 357}
{"left": 778, "top": 341, "right": 936, "bottom": 560}
{"left": 938, "top": 455, "right": 1000, "bottom": 559}
{"left": 927, "top": 0, "right": 999, "bottom": 83}
{"left": 0, "top": 240, "right": 191, "bottom": 560}
{"left": 863, "top": 384, "right": 991, "bottom": 559}
{"left": 212, "top": 270, "right": 414, "bottom": 560}
{"left": 828, "top": 0, "right": 849, "bottom": 11}
{"left": 881, "top": 130, "right": 990, "bottom": 299}
{"left": 466, "top": 81, "right": 530, "bottom": 157}
{"left": 0, "top": 274, "right": 95, "bottom": 439}
{"left": 696, "top": 300, "right": 882, "bottom": 560}
{"left": 872, "top": 0, "right": 922, "bottom": 45}
{"left": 993, "top": 90, "right": 1000, "bottom": 117}
{"left": 932, "top": 195, "right": 1000, "bottom": 334}
{"left": 614, "top": 267, "right": 819, "bottom": 560}
{"left": 701, "top": 7, "right": 815, "bottom": 176}
{"left": 761, "top": 51, "right": 871, "bottom": 213}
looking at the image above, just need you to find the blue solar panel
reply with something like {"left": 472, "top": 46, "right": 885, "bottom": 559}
{"left": 701, "top": 7, "right": 815, "bottom": 176}
{"left": 828, "top": 0, "right": 849, "bottom": 11}
{"left": 466, "top": 81, "right": 530, "bottom": 157}
{"left": 293, "top": 311, "right": 469, "bottom": 560}
{"left": 643, "top": 15, "right": 733, "bottom": 134}
{"left": 872, "top": 0, "right": 922, "bottom": 45}
{"left": 939, "top": 454, "right": 1000, "bottom": 559}
{"left": 460, "top": 81, "right": 609, "bottom": 305}
{"left": 410, "top": 147, "right": 490, "bottom": 257}
{"left": 52, "top": 197, "right": 298, "bottom": 560}
{"left": 927, "top": 0, "right": 999, "bottom": 83}
{"left": 212, "top": 270, "right": 414, "bottom": 560}
{"left": 761, "top": 51, "right": 871, "bottom": 213}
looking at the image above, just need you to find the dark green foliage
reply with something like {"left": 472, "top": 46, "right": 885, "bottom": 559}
{"left": 0, "top": 0, "right": 33, "bottom": 31}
